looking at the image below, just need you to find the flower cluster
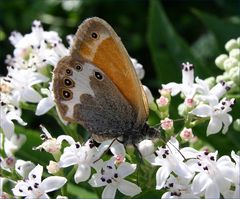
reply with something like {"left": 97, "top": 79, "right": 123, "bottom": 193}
{"left": 0, "top": 20, "right": 239, "bottom": 199}
{"left": 138, "top": 137, "right": 239, "bottom": 198}
{"left": 160, "top": 61, "right": 236, "bottom": 136}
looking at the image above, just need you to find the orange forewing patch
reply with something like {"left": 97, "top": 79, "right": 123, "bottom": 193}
{"left": 94, "top": 38, "right": 144, "bottom": 110}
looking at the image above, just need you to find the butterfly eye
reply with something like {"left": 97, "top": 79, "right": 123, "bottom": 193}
{"left": 91, "top": 32, "right": 98, "bottom": 39}
{"left": 63, "top": 77, "right": 74, "bottom": 87}
{"left": 75, "top": 64, "right": 83, "bottom": 71}
{"left": 65, "top": 68, "right": 72, "bottom": 75}
{"left": 94, "top": 71, "right": 103, "bottom": 81}
{"left": 61, "top": 89, "right": 73, "bottom": 100}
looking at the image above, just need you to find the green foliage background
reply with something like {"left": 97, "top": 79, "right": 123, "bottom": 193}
{"left": 0, "top": 0, "right": 240, "bottom": 198}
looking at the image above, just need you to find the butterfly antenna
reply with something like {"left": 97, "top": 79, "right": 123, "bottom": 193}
{"left": 166, "top": 139, "right": 187, "bottom": 161}
{"left": 93, "top": 138, "right": 117, "bottom": 163}
{"left": 150, "top": 122, "right": 187, "bottom": 161}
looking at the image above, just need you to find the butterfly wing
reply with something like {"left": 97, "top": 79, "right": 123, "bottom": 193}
{"left": 53, "top": 56, "right": 137, "bottom": 140}
{"left": 70, "top": 17, "right": 149, "bottom": 126}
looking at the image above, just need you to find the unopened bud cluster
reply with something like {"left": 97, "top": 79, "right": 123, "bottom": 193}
{"left": 215, "top": 37, "right": 240, "bottom": 93}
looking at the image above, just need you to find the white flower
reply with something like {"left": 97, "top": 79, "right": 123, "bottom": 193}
{"left": 88, "top": 158, "right": 141, "bottom": 199}
{"left": 7, "top": 67, "right": 48, "bottom": 103}
{"left": 0, "top": 100, "right": 26, "bottom": 139}
{"left": 223, "top": 151, "right": 240, "bottom": 198}
{"left": 191, "top": 98, "right": 235, "bottom": 135}
{"left": 149, "top": 137, "right": 193, "bottom": 190}
{"left": 156, "top": 96, "right": 169, "bottom": 107}
{"left": 36, "top": 83, "right": 55, "bottom": 116}
{"left": 12, "top": 164, "right": 67, "bottom": 199}
{"left": 4, "top": 134, "right": 26, "bottom": 156}
{"left": 59, "top": 138, "right": 101, "bottom": 183}
{"left": 137, "top": 139, "right": 155, "bottom": 158}
{"left": 195, "top": 79, "right": 231, "bottom": 106}
{"left": 163, "top": 62, "right": 197, "bottom": 98}
{"left": 47, "top": 161, "right": 60, "bottom": 174}
{"left": 182, "top": 149, "right": 235, "bottom": 199}
{"left": 162, "top": 174, "right": 199, "bottom": 199}
{"left": 131, "top": 57, "right": 145, "bottom": 80}
{"left": 161, "top": 118, "right": 174, "bottom": 131}
{"left": 143, "top": 85, "right": 154, "bottom": 104}
{"left": 97, "top": 139, "right": 126, "bottom": 158}
{"left": 15, "top": 160, "right": 35, "bottom": 178}
{"left": 180, "top": 127, "right": 194, "bottom": 142}
{"left": 9, "top": 20, "right": 69, "bottom": 69}
{"left": 0, "top": 156, "right": 16, "bottom": 170}
{"left": 34, "top": 125, "right": 61, "bottom": 154}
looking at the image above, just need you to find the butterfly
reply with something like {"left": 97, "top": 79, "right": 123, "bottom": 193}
{"left": 53, "top": 17, "right": 159, "bottom": 144}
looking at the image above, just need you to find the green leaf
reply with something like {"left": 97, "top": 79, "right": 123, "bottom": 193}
{"left": 147, "top": 0, "right": 210, "bottom": 83}
{"left": 15, "top": 125, "right": 52, "bottom": 165}
{"left": 193, "top": 9, "right": 240, "bottom": 48}
{"left": 67, "top": 182, "right": 100, "bottom": 199}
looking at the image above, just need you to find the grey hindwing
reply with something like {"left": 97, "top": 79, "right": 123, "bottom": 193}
{"left": 73, "top": 74, "right": 137, "bottom": 138}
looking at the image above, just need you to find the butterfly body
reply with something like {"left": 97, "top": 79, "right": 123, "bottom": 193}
{"left": 53, "top": 17, "right": 159, "bottom": 144}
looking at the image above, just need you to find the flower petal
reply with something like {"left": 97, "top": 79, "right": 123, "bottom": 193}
{"left": 207, "top": 117, "right": 222, "bottom": 135}
{"left": 162, "top": 82, "right": 182, "bottom": 96}
{"left": 191, "top": 104, "right": 212, "bottom": 117}
{"left": 110, "top": 140, "right": 125, "bottom": 156}
{"left": 88, "top": 173, "right": 107, "bottom": 187}
{"left": 173, "top": 161, "right": 193, "bottom": 179}
{"left": 29, "top": 164, "right": 43, "bottom": 182}
{"left": 102, "top": 184, "right": 117, "bottom": 199}
{"left": 57, "top": 135, "right": 75, "bottom": 145}
{"left": 74, "top": 164, "right": 91, "bottom": 183}
{"left": 41, "top": 176, "right": 67, "bottom": 193}
{"left": 118, "top": 179, "right": 142, "bottom": 197}
{"left": 1, "top": 118, "right": 14, "bottom": 139}
{"left": 12, "top": 181, "right": 29, "bottom": 196}
{"left": 22, "top": 87, "right": 42, "bottom": 103}
{"left": 205, "top": 182, "right": 220, "bottom": 199}
{"left": 220, "top": 114, "right": 232, "bottom": 134}
{"left": 117, "top": 162, "right": 136, "bottom": 178}
{"left": 39, "top": 193, "right": 50, "bottom": 199}
{"left": 36, "top": 97, "right": 55, "bottom": 116}
{"left": 156, "top": 166, "right": 170, "bottom": 190}
{"left": 59, "top": 155, "right": 78, "bottom": 167}
{"left": 192, "top": 173, "right": 210, "bottom": 194}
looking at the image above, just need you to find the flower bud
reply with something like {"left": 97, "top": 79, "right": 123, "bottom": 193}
{"left": 156, "top": 96, "right": 169, "bottom": 107}
{"left": 223, "top": 57, "right": 238, "bottom": 71}
{"left": 180, "top": 128, "right": 194, "bottom": 141}
{"left": 233, "top": 119, "right": 240, "bottom": 132}
{"left": 204, "top": 77, "right": 215, "bottom": 89}
{"left": 137, "top": 139, "right": 154, "bottom": 157}
{"left": 184, "top": 98, "right": 195, "bottom": 108}
{"left": 229, "top": 48, "right": 240, "bottom": 60}
{"left": 47, "top": 160, "right": 60, "bottom": 174}
{"left": 159, "top": 88, "right": 171, "bottom": 98}
{"left": 131, "top": 58, "right": 145, "bottom": 80}
{"left": 215, "top": 54, "right": 228, "bottom": 70}
{"left": 2, "top": 157, "right": 16, "bottom": 169}
{"left": 237, "top": 37, "right": 240, "bottom": 47}
{"left": 229, "top": 67, "right": 240, "bottom": 85}
{"left": 178, "top": 103, "right": 185, "bottom": 116}
{"left": 216, "top": 75, "right": 226, "bottom": 83}
{"left": 56, "top": 196, "right": 68, "bottom": 199}
{"left": 225, "top": 39, "right": 238, "bottom": 52}
{"left": 160, "top": 118, "right": 173, "bottom": 131}
{"left": 143, "top": 85, "right": 154, "bottom": 104}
